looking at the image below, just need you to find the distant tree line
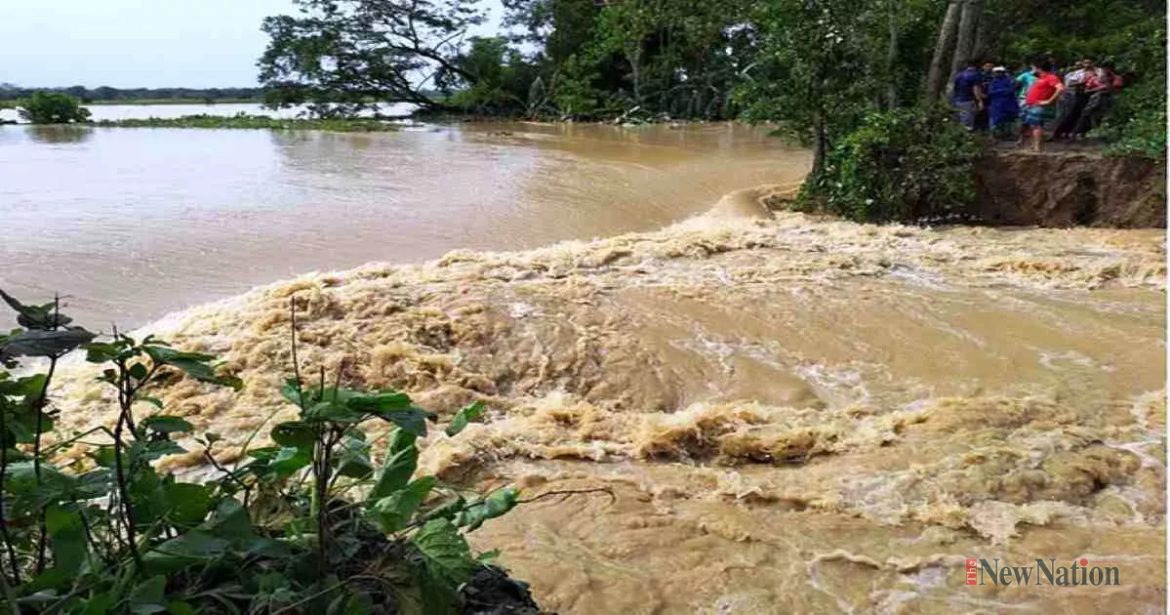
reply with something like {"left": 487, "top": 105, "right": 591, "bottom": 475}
{"left": 0, "top": 83, "right": 264, "bottom": 103}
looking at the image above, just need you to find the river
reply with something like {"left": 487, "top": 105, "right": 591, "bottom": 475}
{"left": 6, "top": 106, "right": 1165, "bottom": 613}
{"left": 1, "top": 106, "right": 804, "bottom": 327}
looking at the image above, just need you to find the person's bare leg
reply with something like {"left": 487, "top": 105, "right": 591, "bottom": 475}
{"left": 1031, "top": 127, "right": 1043, "bottom": 152}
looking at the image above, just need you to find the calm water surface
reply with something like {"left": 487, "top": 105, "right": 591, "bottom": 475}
{"left": 0, "top": 106, "right": 808, "bottom": 327}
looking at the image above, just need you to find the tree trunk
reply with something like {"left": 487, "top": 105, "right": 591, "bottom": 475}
{"left": 628, "top": 46, "right": 643, "bottom": 107}
{"left": 924, "top": 0, "right": 962, "bottom": 103}
{"left": 950, "top": 0, "right": 982, "bottom": 76}
{"left": 811, "top": 114, "right": 828, "bottom": 181}
{"left": 972, "top": 12, "right": 989, "bottom": 60}
{"left": 885, "top": 0, "right": 899, "bottom": 109}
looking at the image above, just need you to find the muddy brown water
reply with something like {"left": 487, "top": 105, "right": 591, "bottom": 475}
{"left": 7, "top": 117, "right": 1166, "bottom": 613}
{"left": 0, "top": 119, "right": 801, "bottom": 327}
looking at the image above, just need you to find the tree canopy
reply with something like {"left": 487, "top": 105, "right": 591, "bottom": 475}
{"left": 17, "top": 92, "right": 91, "bottom": 124}
{"left": 257, "top": 0, "right": 487, "bottom": 115}
{"left": 255, "top": 0, "right": 1163, "bottom": 157}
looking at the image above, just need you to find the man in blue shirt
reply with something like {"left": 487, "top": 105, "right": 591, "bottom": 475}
{"left": 951, "top": 59, "right": 984, "bottom": 131}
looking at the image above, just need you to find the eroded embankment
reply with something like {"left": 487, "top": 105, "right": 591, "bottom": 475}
{"left": 975, "top": 150, "right": 1166, "bottom": 228}
{"left": 48, "top": 190, "right": 1167, "bottom": 613}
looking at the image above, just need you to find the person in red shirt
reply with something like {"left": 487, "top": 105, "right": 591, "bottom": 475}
{"left": 1019, "top": 58, "right": 1066, "bottom": 152}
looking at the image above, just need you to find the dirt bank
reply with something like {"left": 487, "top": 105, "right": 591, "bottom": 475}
{"left": 975, "top": 150, "right": 1166, "bottom": 228}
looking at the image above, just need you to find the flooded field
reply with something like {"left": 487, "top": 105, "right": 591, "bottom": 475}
{"left": 1, "top": 118, "right": 802, "bottom": 326}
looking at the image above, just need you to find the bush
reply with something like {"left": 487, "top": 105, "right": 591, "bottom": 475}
{"left": 17, "top": 92, "right": 91, "bottom": 124}
{"left": 805, "top": 105, "right": 979, "bottom": 224}
{"left": 1098, "top": 77, "right": 1167, "bottom": 159}
{"left": 0, "top": 290, "right": 537, "bottom": 614}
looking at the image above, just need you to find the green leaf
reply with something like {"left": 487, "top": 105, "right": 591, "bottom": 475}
{"left": 167, "top": 601, "right": 198, "bottom": 615}
{"left": 45, "top": 505, "right": 87, "bottom": 576}
{"left": 329, "top": 591, "right": 373, "bottom": 615}
{"left": 0, "top": 289, "right": 73, "bottom": 330}
{"left": 162, "top": 482, "right": 214, "bottom": 528}
{"left": 144, "top": 531, "right": 230, "bottom": 573}
{"left": 129, "top": 362, "right": 149, "bottom": 380}
{"left": 280, "top": 378, "right": 305, "bottom": 406}
{"left": 139, "top": 396, "right": 165, "bottom": 409}
{"left": 421, "top": 496, "right": 466, "bottom": 523}
{"left": 270, "top": 445, "right": 312, "bottom": 477}
{"left": 454, "top": 488, "right": 520, "bottom": 532}
{"left": 81, "top": 593, "right": 115, "bottom": 615}
{"left": 4, "top": 461, "right": 76, "bottom": 515}
{"left": 445, "top": 401, "right": 485, "bottom": 437}
{"left": 143, "top": 345, "right": 242, "bottom": 390}
{"left": 271, "top": 421, "right": 316, "bottom": 448}
{"left": 25, "top": 567, "right": 72, "bottom": 592}
{"left": 347, "top": 391, "right": 412, "bottom": 413}
{"left": 89, "top": 446, "right": 117, "bottom": 468}
{"left": 411, "top": 518, "right": 475, "bottom": 607}
{"left": 130, "top": 438, "right": 186, "bottom": 462}
{"left": 141, "top": 415, "right": 194, "bottom": 435}
{"left": 379, "top": 407, "right": 430, "bottom": 437}
{"left": 0, "top": 328, "right": 95, "bottom": 360}
{"left": 85, "top": 342, "right": 125, "bottom": 364}
{"left": 203, "top": 498, "right": 255, "bottom": 543}
{"left": 369, "top": 476, "right": 436, "bottom": 533}
{"left": 333, "top": 435, "right": 374, "bottom": 479}
{"left": 128, "top": 575, "right": 168, "bottom": 614}
{"left": 370, "top": 429, "right": 418, "bottom": 500}
{"left": 306, "top": 400, "right": 365, "bottom": 424}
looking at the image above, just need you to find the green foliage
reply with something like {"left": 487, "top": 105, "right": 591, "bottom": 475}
{"left": 258, "top": 0, "right": 486, "bottom": 116}
{"left": 990, "top": 0, "right": 1166, "bottom": 157}
{"left": 16, "top": 92, "right": 91, "bottom": 125}
{"left": 447, "top": 37, "right": 542, "bottom": 115}
{"left": 810, "top": 106, "right": 979, "bottom": 224}
{"left": 1100, "top": 79, "right": 1167, "bottom": 158}
{"left": 92, "top": 114, "right": 399, "bottom": 132}
{"left": 0, "top": 291, "right": 526, "bottom": 614}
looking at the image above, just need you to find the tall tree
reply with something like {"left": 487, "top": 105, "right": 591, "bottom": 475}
{"left": 738, "top": 0, "right": 876, "bottom": 179}
{"left": 258, "top": 0, "right": 486, "bottom": 115}
{"left": 949, "top": 0, "right": 982, "bottom": 75}
{"left": 885, "top": 0, "right": 899, "bottom": 108}
{"left": 924, "top": 0, "right": 961, "bottom": 101}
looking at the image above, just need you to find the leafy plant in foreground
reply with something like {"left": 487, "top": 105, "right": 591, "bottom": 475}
{"left": 0, "top": 291, "right": 530, "bottom": 614}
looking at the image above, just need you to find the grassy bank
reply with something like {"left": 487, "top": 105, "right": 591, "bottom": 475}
{"left": 92, "top": 114, "right": 399, "bottom": 132}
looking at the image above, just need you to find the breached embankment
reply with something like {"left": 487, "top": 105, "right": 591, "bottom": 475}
{"left": 48, "top": 188, "right": 1166, "bottom": 612}
{"left": 975, "top": 150, "right": 1166, "bottom": 228}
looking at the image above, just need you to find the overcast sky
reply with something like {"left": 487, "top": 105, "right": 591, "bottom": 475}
{"left": 0, "top": 0, "right": 503, "bottom": 88}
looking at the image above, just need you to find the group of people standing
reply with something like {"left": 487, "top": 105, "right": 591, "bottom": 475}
{"left": 951, "top": 56, "right": 1123, "bottom": 151}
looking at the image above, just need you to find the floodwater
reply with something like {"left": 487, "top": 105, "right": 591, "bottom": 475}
{"left": 0, "top": 111, "right": 802, "bottom": 327}
{"left": 0, "top": 102, "right": 408, "bottom": 123}
{"left": 14, "top": 108, "right": 1168, "bottom": 613}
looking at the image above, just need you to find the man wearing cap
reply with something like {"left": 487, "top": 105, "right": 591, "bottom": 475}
{"left": 986, "top": 66, "right": 1019, "bottom": 138}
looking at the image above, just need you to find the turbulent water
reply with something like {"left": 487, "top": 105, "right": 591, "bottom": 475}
{"left": 45, "top": 178, "right": 1167, "bottom": 612}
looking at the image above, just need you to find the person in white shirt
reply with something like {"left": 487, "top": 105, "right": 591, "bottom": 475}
{"left": 1054, "top": 57, "right": 1095, "bottom": 139}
